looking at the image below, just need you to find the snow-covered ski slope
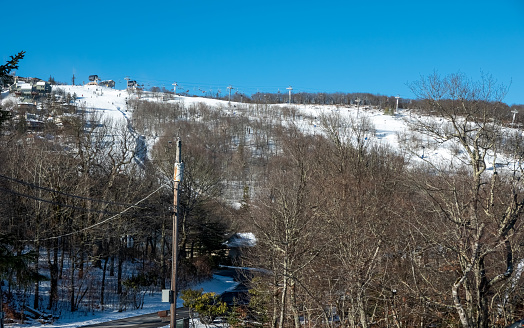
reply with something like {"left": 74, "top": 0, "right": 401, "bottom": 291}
{"left": 3, "top": 84, "right": 521, "bottom": 172}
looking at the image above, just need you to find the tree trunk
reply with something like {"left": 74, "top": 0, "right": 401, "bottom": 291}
{"left": 47, "top": 244, "right": 58, "bottom": 311}
{"left": 70, "top": 256, "right": 76, "bottom": 312}
{"left": 100, "top": 257, "right": 108, "bottom": 310}
{"left": 272, "top": 271, "right": 279, "bottom": 328}
{"left": 290, "top": 280, "right": 300, "bottom": 328}
{"left": 452, "top": 275, "right": 472, "bottom": 328}
{"left": 160, "top": 220, "right": 166, "bottom": 289}
{"left": 357, "top": 291, "right": 368, "bottom": 328}
{"left": 117, "top": 256, "right": 123, "bottom": 295}
{"left": 59, "top": 243, "right": 65, "bottom": 280}
{"left": 279, "top": 258, "right": 288, "bottom": 328}
{"left": 475, "top": 259, "right": 489, "bottom": 328}
{"left": 110, "top": 255, "right": 115, "bottom": 277}
{"left": 78, "top": 249, "right": 84, "bottom": 279}
{"left": 33, "top": 241, "right": 39, "bottom": 309}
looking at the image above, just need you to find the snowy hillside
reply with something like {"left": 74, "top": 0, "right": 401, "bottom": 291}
{"left": 50, "top": 85, "right": 434, "bottom": 164}
{"left": 3, "top": 83, "right": 519, "bottom": 175}
{"left": 37, "top": 84, "right": 518, "bottom": 173}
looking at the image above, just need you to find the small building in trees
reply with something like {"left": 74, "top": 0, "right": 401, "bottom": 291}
{"left": 224, "top": 232, "right": 256, "bottom": 264}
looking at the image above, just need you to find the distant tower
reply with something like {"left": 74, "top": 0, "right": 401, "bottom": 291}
{"left": 125, "top": 77, "right": 130, "bottom": 89}
{"left": 512, "top": 108, "right": 519, "bottom": 125}
{"left": 286, "top": 86, "right": 293, "bottom": 104}
{"left": 395, "top": 95, "right": 400, "bottom": 112}
{"left": 356, "top": 97, "right": 361, "bottom": 116}
{"left": 172, "top": 82, "right": 178, "bottom": 96}
{"left": 227, "top": 85, "right": 234, "bottom": 105}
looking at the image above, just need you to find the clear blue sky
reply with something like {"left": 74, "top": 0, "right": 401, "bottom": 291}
{"left": 3, "top": 0, "right": 524, "bottom": 104}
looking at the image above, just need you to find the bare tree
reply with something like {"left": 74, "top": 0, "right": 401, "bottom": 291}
{"left": 408, "top": 72, "right": 524, "bottom": 327}
{"left": 247, "top": 127, "right": 332, "bottom": 328}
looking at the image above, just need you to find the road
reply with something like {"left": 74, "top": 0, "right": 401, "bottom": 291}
{"left": 80, "top": 267, "right": 248, "bottom": 328}
{"left": 80, "top": 307, "right": 189, "bottom": 328}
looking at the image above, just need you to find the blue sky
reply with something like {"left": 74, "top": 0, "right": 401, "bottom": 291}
{"left": 3, "top": 0, "right": 524, "bottom": 104}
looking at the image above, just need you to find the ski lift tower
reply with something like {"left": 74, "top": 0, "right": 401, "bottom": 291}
{"left": 227, "top": 85, "right": 234, "bottom": 105}
{"left": 512, "top": 108, "right": 519, "bottom": 126}
{"left": 172, "top": 82, "right": 178, "bottom": 97}
{"left": 287, "top": 86, "right": 293, "bottom": 104}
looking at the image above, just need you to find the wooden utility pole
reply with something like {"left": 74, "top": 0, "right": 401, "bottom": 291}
{"left": 171, "top": 138, "right": 183, "bottom": 328}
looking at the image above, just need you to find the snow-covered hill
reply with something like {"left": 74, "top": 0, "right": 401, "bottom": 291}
{"left": 3, "top": 83, "right": 521, "bottom": 175}
{"left": 3, "top": 84, "right": 518, "bottom": 173}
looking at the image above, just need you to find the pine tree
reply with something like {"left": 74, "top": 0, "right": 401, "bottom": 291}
{"left": 0, "top": 51, "right": 25, "bottom": 131}
{"left": 0, "top": 51, "right": 25, "bottom": 87}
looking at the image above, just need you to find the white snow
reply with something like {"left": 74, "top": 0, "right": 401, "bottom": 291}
{"left": 5, "top": 274, "right": 238, "bottom": 328}
{"left": 225, "top": 233, "right": 257, "bottom": 247}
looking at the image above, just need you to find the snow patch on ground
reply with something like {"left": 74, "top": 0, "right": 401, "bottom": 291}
{"left": 5, "top": 274, "right": 238, "bottom": 328}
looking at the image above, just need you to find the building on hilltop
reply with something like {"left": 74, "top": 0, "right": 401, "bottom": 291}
{"left": 9, "top": 78, "right": 52, "bottom": 102}
{"left": 87, "top": 75, "right": 99, "bottom": 85}
{"left": 127, "top": 80, "right": 138, "bottom": 89}
{"left": 99, "top": 80, "right": 115, "bottom": 88}
{"left": 87, "top": 75, "right": 115, "bottom": 88}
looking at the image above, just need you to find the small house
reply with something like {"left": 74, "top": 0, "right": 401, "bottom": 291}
{"left": 34, "top": 81, "right": 52, "bottom": 94}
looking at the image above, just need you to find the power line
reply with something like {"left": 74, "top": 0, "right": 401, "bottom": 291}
{"left": 0, "top": 186, "right": 119, "bottom": 215}
{"left": 0, "top": 173, "right": 140, "bottom": 207}
{"left": 22, "top": 184, "right": 167, "bottom": 242}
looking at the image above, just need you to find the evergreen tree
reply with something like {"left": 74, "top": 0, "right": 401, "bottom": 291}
{"left": 0, "top": 51, "right": 25, "bottom": 131}
{"left": 0, "top": 233, "right": 40, "bottom": 284}
{"left": 0, "top": 51, "right": 25, "bottom": 87}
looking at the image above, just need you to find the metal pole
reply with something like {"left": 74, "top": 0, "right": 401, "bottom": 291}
{"left": 171, "top": 138, "right": 182, "bottom": 328}
{"left": 227, "top": 85, "right": 233, "bottom": 105}
{"left": 172, "top": 82, "right": 178, "bottom": 97}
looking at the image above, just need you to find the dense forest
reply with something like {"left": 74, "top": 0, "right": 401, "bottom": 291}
{"left": 1, "top": 55, "right": 524, "bottom": 328}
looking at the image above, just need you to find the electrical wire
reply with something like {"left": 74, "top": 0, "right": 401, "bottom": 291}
{"left": 0, "top": 186, "right": 119, "bottom": 215}
{"left": 0, "top": 173, "right": 141, "bottom": 207}
{"left": 22, "top": 184, "right": 168, "bottom": 242}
